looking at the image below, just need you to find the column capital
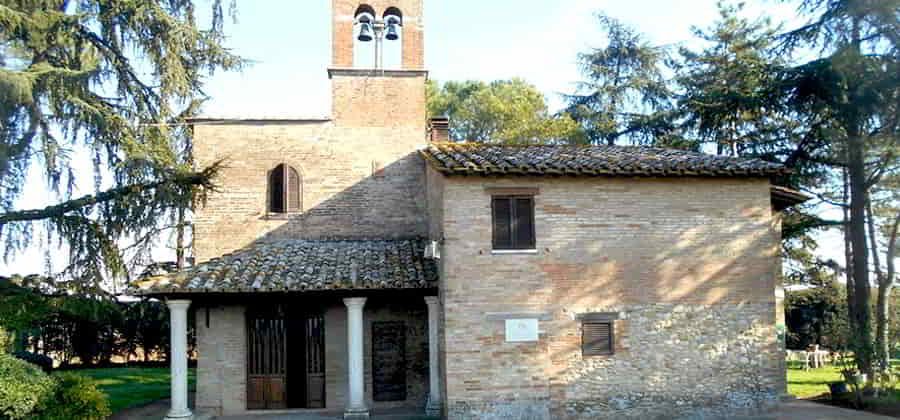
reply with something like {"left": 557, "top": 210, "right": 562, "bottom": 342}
{"left": 166, "top": 299, "right": 191, "bottom": 310}
{"left": 424, "top": 296, "right": 439, "bottom": 306}
{"left": 343, "top": 297, "right": 367, "bottom": 308}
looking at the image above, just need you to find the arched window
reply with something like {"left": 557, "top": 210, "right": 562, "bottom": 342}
{"left": 268, "top": 164, "right": 301, "bottom": 213}
{"left": 353, "top": 5, "right": 376, "bottom": 68}
{"left": 382, "top": 8, "right": 403, "bottom": 69}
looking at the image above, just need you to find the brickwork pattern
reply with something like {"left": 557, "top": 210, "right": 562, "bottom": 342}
{"left": 330, "top": 73, "right": 427, "bottom": 127}
{"left": 436, "top": 176, "right": 782, "bottom": 419}
{"left": 191, "top": 122, "right": 427, "bottom": 262}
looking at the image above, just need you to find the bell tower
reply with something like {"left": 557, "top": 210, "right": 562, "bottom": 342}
{"left": 329, "top": 0, "right": 427, "bottom": 128}
{"left": 331, "top": 0, "right": 424, "bottom": 70}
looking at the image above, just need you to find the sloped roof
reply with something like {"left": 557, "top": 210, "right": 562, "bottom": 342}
{"left": 420, "top": 143, "right": 789, "bottom": 177}
{"left": 131, "top": 238, "right": 437, "bottom": 295}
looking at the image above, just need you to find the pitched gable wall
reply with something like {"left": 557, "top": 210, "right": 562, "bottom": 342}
{"left": 435, "top": 175, "right": 782, "bottom": 419}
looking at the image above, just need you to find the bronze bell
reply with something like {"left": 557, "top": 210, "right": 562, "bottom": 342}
{"left": 357, "top": 22, "right": 373, "bottom": 42}
{"left": 385, "top": 22, "right": 399, "bottom": 41}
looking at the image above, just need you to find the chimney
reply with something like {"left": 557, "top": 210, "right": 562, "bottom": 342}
{"left": 430, "top": 116, "right": 449, "bottom": 143}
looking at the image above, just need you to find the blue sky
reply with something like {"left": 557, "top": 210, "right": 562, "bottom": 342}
{"left": 199, "top": 0, "right": 799, "bottom": 116}
{"left": 3, "top": 0, "right": 818, "bottom": 278}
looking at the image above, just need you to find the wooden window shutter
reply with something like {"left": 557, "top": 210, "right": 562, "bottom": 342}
{"left": 492, "top": 195, "right": 536, "bottom": 250}
{"left": 287, "top": 166, "right": 301, "bottom": 212}
{"left": 513, "top": 197, "right": 535, "bottom": 249}
{"left": 492, "top": 197, "right": 512, "bottom": 249}
{"left": 269, "top": 164, "right": 286, "bottom": 213}
{"left": 582, "top": 321, "right": 614, "bottom": 356}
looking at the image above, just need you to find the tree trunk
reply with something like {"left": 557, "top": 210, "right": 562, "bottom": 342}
{"left": 847, "top": 133, "right": 873, "bottom": 376}
{"left": 876, "top": 212, "right": 900, "bottom": 371}
{"left": 843, "top": 168, "right": 856, "bottom": 321}
{"left": 175, "top": 206, "right": 187, "bottom": 269}
{"left": 868, "top": 202, "right": 887, "bottom": 371}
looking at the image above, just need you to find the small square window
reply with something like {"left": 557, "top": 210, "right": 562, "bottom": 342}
{"left": 579, "top": 313, "right": 617, "bottom": 356}
{"left": 491, "top": 196, "right": 535, "bottom": 250}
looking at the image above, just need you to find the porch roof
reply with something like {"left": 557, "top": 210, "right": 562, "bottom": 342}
{"left": 130, "top": 238, "right": 438, "bottom": 296}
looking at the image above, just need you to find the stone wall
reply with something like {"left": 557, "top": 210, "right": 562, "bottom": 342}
{"left": 436, "top": 176, "right": 781, "bottom": 420}
{"left": 195, "top": 297, "right": 429, "bottom": 416}
{"left": 191, "top": 121, "right": 427, "bottom": 262}
{"left": 196, "top": 305, "right": 247, "bottom": 416}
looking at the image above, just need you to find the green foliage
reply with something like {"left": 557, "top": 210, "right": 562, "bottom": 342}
{"left": 0, "top": 353, "right": 54, "bottom": 420}
{"left": 427, "top": 79, "right": 582, "bottom": 144}
{"left": 786, "top": 282, "right": 849, "bottom": 350}
{"left": 33, "top": 373, "right": 110, "bottom": 420}
{"left": 677, "top": 3, "right": 793, "bottom": 158}
{"left": 0, "top": 276, "right": 173, "bottom": 365}
{"left": 778, "top": 0, "right": 900, "bottom": 376}
{"left": 0, "top": 328, "right": 9, "bottom": 354}
{"left": 0, "top": 1, "right": 242, "bottom": 288}
{"left": 12, "top": 351, "right": 52, "bottom": 372}
{"left": 565, "top": 13, "right": 675, "bottom": 146}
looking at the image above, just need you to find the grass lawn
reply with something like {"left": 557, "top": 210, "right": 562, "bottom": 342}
{"left": 787, "top": 362, "right": 844, "bottom": 398}
{"left": 77, "top": 367, "right": 196, "bottom": 413}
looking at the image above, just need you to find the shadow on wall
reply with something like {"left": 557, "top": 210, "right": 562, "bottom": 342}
{"left": 196, "top": 150, "right": 428, "bottom": 259}
{"left": 557, "top": 212, "right": 780, "bottom": 418}
{"left": 443, "top": 186, "right": 782, "bottom": 419}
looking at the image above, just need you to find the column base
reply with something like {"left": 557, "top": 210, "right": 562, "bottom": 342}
{"left": 164, "top": 408, "right": 193, "bottom": 420}
{"left": 343, "top": 407, "right": 370, "bottom": 419}
{"left": 426, "top": 400, "right": 442, "bottom": 417}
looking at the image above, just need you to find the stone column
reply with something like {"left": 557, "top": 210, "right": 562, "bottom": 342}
{"left": 425, "top": 296, "right": 442, "bottom": 416}
{"left": 165, "top": 299, "right": 193, "bottom": 420}
{"left": 343, "top": 297, "right": 369, "bottom": 419}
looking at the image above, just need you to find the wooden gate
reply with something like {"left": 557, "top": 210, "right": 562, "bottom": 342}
{"left": 247, "top": 306, "right": 325, "bottom": 410}
{"left": 372, "top": 321, "right": 407, "bottom": 401}
{"left": 304, "top": 314, "right": 325, "bottom": 408}
{"left": 247, "top": 309, "right": 287, "bottom": 410}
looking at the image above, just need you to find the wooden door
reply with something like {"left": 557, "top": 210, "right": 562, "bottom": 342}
{"left": 247, "top": 310, "right": 288, "bottom": 409}
{"left": 372, "top": 321, "right": 407, "bottom": 401}
{"left": 305, "top": 314, "right": 325, "bottom": 408}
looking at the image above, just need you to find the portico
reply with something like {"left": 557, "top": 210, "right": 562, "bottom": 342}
{"left": 139, "top": 239, "right": 443, "bottom": 418}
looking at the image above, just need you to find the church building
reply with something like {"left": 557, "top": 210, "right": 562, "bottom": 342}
{"left": 134, "top": 1, "right": 807, "bottom": 419}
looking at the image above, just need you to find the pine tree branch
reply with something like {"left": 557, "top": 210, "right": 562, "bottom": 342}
{"left": 0, "top": 165, "right": 219, "bottom": 227}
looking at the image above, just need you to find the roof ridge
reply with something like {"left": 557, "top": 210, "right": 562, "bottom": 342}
{"left": 422, "top": 142, "right": 788, "bottom": 177}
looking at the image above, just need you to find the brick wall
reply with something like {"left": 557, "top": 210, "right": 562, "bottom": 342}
{"left": 330, "top": 71, "right": 427, "bottom": 128}
{"left": 191, "top": 121, "right": 427, "bottom": 262}
{"left": 196, "top": 298, "right": 429, "bottom": 416}
{"left": 435, "top": 176, "right": 782, "bottom": 419}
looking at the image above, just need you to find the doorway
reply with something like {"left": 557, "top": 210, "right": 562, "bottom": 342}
{"left": 247, "top": 305, "right": 325, "bottom": 409}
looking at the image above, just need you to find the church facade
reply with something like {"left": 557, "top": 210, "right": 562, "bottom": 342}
{"left": 134, "top": 1, "right": 806, "bottom": 419}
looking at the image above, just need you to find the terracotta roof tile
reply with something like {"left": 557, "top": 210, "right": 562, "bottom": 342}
{"left": 420, "top": 143, "right": 788, "bottom": 177}
{"left": 130, "top": 238, "right": 437, "bottom": 295}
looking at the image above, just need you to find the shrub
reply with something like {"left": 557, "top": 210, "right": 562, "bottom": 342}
{"left": 0, "top": 354, "right": 54, "bottom": 420}
{"left": 33, "top": 373, "right": 110, "bottom": 420}
{"left": 12, "top": 351, "right": 53, "bottom": 372}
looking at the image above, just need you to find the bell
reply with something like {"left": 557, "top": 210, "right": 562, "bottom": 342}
{"left": 385, "top": 22, "right": 399, "bottom": 41}
{"left": 357, "top": 22, "right": 373, "bottom": 42}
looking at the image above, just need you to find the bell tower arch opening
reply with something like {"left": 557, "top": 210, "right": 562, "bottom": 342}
{"left": 332, "top": 0, "right": 424, "bottom": 70}
{"left": 330, "top": 1, "right": 427, "bottom": 127}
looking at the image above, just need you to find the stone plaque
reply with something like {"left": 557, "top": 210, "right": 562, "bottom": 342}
{"left": 505, "top": 318, "right": 539, "bottom": 342}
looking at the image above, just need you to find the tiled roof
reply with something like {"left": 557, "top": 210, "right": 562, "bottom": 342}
{"left": 131, "top": 239, "right": 437, "bottom": 295}
{"left": 420, "top": 143, "right": 789, "bottom": 177}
